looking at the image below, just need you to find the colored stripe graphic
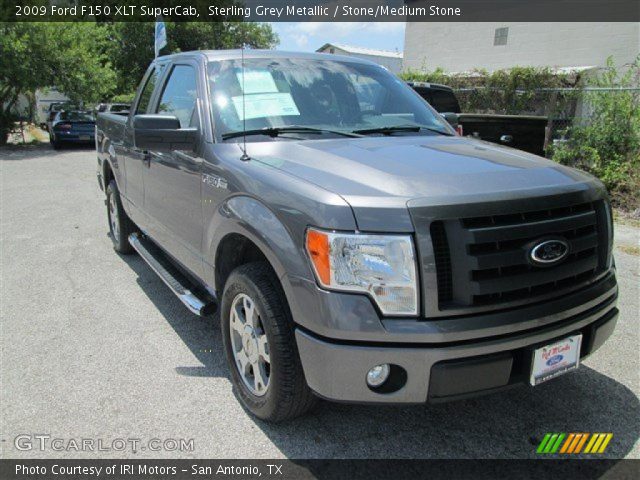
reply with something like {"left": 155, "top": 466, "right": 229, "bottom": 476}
{"left": 537, "top": 433, "right": 613, "bottom": 454}
{"left": 597, "top": 433, "right": 613, "bottom": 453}
{"left": 590, "top": 434, "right": 607, "bottom": 453}
{"left": 584, "top": 434, "right": 599, "bottom": 453}
{"left": 550, "top": 433, "right": 565, "bottom": 453}
{"left": 544, "top": 434, "right": 559, "bottom": 453}
{"left": 568, "top": 433, "right": 583, "bottom": 453}
{"left": 537, "top": 433, "right": 552, "bottom": 453}
{"left": 574, "top": 433, "right": 589, "bottom": 453}
{"left": 560, "top": 433, "right": 575, "bottom": 453}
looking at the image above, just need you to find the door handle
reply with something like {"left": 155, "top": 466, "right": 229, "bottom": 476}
{"left": 500, "top": 135, "right": 513, "bottom": 144}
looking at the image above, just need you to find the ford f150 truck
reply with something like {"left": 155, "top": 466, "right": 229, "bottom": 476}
{"left": 96, "top": 51, "right": 617, "bottom": 422}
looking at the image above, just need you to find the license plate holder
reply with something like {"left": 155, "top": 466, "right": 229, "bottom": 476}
{"left": 79, "top": 135, "right": 90, "bottom": 141}
{"left": 530, "top": 334, "right": 582, "bottom": 386}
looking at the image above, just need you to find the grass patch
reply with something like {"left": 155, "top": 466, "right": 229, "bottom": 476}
{"left": 616, "top": 245, "right": 640, "bottom": 256}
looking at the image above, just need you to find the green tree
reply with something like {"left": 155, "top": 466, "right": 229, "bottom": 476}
{"left": 111, "top": 21, "right": 278, "bottom": 94}
{"left": 0, "top": 22, "right": 116, "bottom": 144}
{"left": 552, "top": 57, "right": 640, "bottom": 209}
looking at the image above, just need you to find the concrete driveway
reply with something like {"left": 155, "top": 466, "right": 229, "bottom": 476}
{"left": 1, "top": 145, "right": 638, "bottom": 459}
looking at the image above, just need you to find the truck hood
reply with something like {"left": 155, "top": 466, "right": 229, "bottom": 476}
{"left": 245, "top": 135, "right": 600, "bottom": 231}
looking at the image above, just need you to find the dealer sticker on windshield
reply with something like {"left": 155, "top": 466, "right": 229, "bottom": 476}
{"left": 530, "top": 334, "right": 582, "bottom": 386}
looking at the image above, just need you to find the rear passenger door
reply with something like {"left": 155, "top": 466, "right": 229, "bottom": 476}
{"left": 143, "top": 61, "right": 205, "bottom": 278}
{"left": 122, "top": 65, "right": 164, "bottom": 214}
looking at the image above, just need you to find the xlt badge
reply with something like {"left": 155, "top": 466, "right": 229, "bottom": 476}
{"left": 203, "top": 174, "right": 228, "bottom": 190}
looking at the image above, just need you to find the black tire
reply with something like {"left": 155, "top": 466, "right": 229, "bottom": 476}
{"left": 106, "top": 179, "right": 136, "bottom": 254}
{"left": 221, "top": 262, "right": 318, "bottom": 422}
{"left": 51, "top": 137, "right": 61, "bottom": 149}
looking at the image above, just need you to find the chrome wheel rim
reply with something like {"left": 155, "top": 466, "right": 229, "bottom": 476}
{"left": 108, "top": 192, "right": 119, "bottom": 240}
{"left": 229, "top": 293, "right": 270, "bottom": 396}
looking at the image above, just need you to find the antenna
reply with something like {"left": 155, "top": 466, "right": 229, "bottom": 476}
{"left": 240, "top": 40, "right": 250, "bottom": 161}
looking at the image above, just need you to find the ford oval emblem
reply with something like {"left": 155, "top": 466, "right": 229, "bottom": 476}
{"left": 530, "top": 239, "right": 569, "bottom": 266}
{"left": 546, "top": 354, "right": 564, "bottom": 366}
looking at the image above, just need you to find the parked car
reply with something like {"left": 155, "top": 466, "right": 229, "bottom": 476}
{"left": 44, "top": 102, "right": 79, "bottom": 132}
{"left": 50, "top": 110, "right": 95, "bottom": 149}
{"left": 408, "top": 82, "right": 549, "bottom": 156}
{"left": 95, "top": 103, "right": 131, "bottom": 115}
{"left": 96, "top": 51, "right": 617, "bottom": 422}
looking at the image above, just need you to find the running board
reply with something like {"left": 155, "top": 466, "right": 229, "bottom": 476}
{"left": 128, "top": 233, "right": 217, "bottom": 317}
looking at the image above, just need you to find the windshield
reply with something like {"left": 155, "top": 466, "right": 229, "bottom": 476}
{"left": 208, "top": 57, "right": 453, "bottom": 140}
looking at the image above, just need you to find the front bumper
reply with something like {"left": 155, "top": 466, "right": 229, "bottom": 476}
{"left": 296, "top": 283, "right": 618, "bottom": 404}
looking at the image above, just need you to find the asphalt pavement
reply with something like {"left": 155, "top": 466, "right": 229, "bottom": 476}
{"left": 1, "top": 145, "right": 638, "bottom": 459}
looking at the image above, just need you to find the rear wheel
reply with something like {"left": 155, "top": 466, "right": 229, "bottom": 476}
{"left": 106, "top": 179, "right": 136, "bottom": 254}
{"left": 221, "top": 262, "right": 318, "bottom": 422}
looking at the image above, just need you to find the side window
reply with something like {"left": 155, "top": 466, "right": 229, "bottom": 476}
{"left": 429, "top": 90, "right": 461, "bottom": 113}
{"left": 156, "top": 65, "right": 198, "bottom": 128}
{"left": 135, "top": 68, "right": 158, "bottom": 114}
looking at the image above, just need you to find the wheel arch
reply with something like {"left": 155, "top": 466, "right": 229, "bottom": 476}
{"left": 207, "top": 195, "right": 313, "bottom": 305}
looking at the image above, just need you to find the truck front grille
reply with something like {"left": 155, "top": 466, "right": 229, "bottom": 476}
{"left": 431, "top": 201, "right": 609, "bottom": 312}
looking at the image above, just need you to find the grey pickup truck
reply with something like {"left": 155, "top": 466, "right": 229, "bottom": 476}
{"left": 96, "top": 50, "right": 618, "bottom": 422}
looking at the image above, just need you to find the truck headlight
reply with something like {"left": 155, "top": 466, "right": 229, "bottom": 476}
{"left": 305, "top": 228, "right": 419, "bottom": 315}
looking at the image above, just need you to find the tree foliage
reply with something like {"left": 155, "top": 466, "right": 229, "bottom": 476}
{"left": 110, "top": 21, "right": 278, "bottom": 94}
{"left": 0, "top": 20, "right": 278, "bottom": 144}
{"left": 0, "top": 22, "right": 116, "bottom": 144}
{"left": 551, "top": 57, "right": 640, "bottom": 210}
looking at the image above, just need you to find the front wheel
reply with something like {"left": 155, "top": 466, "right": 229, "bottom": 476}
{"left": 221, "top": 262, "right": 318, "bottom": 422}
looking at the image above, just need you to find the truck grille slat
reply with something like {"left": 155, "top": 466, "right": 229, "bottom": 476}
{"left": 470, "top": 255, "right": 598, "bottom": 294}
{"left": 430, "top": 200, "right": 608, "bottom": 312}
{"left": 466, "top": 210, "right": 597, "bottom": 243}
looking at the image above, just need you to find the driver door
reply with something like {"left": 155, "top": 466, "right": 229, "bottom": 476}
{"left": 143, "top": 61, "right": 205, "bottom": 279}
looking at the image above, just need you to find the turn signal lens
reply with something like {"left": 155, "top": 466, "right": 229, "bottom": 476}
{"left": 306, "top": 229, "right": 331, "bottom": 285}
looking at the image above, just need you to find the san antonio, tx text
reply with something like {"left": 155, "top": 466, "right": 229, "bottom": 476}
{"left": 16, "top": 463, "right": 284, "bottom": 477}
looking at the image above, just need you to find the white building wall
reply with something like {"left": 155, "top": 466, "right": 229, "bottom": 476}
{"left": 403, "top": 22, "right": 640, "bottom": 73}
{"left": 318, "top": 46, "right": 404, "bottom": 74}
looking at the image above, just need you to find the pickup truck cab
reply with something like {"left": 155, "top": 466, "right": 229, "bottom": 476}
{"left": 96, "top": 51, "right": 617, "bottom": 422}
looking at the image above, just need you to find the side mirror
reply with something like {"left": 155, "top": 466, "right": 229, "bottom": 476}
{"left": 440, "top": 112, "right": 459, "bottom": 128}
{"left": 133, "top": 114, "right": 197, "bottom": 152}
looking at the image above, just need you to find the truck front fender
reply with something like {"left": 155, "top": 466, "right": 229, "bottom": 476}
{"left": 204, "top": 194, "right": 314, "bottom": 300}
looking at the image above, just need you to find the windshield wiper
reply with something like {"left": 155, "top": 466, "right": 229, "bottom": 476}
{"left": 222, "top": 126, "right": 362, "bottom": 140}
{"left": 353, "top": 125, "right": 453, "bottom": 136}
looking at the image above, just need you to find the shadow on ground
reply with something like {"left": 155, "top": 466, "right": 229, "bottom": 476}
{"left": 0, "top": 143, "right": 94, "bottom": 160}
{"left": 121, "top": 248, "right": 640, "bottom": 460}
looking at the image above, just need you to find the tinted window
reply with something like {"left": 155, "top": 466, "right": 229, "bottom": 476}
{"left": 60, "top": 111, "right": 94, "bottom": 121}
{"left": 110, "top": 104, "right": 129, "bottom": 112}
{"left": 429, "top": 90, "right": 461, "bottom": 113}
{"left": 156, "top": 65, "right": 198, "bottom": 128}
{"left": 136, "top": 68, "right": 159, "bottom": 114}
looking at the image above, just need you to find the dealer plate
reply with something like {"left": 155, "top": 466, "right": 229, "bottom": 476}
{"left": 79, "top": 135, "right": 91, "bottom": 141}
{"left": 530, "top": 334, "right": 582, "bottom": 386}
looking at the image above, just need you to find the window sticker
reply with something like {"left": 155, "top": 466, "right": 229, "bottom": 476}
{"left": 232, "top": 93, "right": 300, "bottom": 120}
{"left": 235, "top": 69, "right": 278, "bottom": 94}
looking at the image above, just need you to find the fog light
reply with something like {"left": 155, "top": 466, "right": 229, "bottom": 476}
{"left": 366, "top": 364, "right": 390, "bottom": 387}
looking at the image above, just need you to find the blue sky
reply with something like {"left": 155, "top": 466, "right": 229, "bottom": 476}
{"left": 270, "top": 22, "right": 405, "bottom": 53}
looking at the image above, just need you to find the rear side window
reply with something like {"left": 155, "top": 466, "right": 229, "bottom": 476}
{"left": 135, "top": 67, "right": 160, "bottom": 114}
{"left": 156, "top": 65, "right": 198, "bottom": 128}
{"left": 429, "top": 89, "right": 461, "bottom": 113}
